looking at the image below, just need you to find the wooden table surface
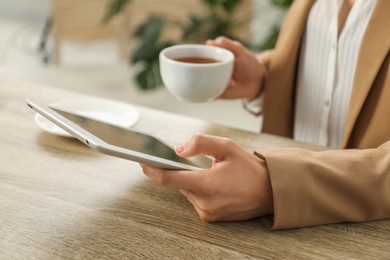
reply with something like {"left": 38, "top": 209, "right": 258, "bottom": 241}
{"left": 1, "top": 79, "right": 389, "bottom": 259}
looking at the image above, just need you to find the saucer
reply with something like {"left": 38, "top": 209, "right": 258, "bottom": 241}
{"left": 35, "top": 97, "right": 140, "bottom": 137}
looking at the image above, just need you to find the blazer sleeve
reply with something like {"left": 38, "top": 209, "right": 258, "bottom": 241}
{"left": 254, "top": 140, "right": 390, "bottom": 230}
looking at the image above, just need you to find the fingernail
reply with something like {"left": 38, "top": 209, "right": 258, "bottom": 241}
{"left": 215, "top": 36, "right": 224, "bottom": 43}
{"left": 175, "top": 144, "right": 185, "bottom": 154}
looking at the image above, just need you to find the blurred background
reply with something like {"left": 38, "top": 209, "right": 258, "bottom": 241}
{"left": 0, "top": 0, "right": 290, "bottom": 132}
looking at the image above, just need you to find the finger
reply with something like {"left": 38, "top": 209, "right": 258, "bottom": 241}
{"left": 181, "top": 192, "right": 264, "bottom": 222}
{"left": 218, "top": 80, "right": 241, "bottom": 99}
{"left": 179, "top": 189, "right": 198, "bottom": 203}
{"left": 175, "top": 134, "right": 236, "bottom": 159}
{"left": 211, "top": 208, "right": 264, "bottom": 222}
{"left": 206, "top": 36, "right": 242, "bottom": 56}
{"left": 140, "top": 164, "right": 206, "bottom": 191}
{"left": 179, "top": 190, "right": 213, "bottom": 221}
{"left": 180, "top": 189, "right": 226, "bottom": 222}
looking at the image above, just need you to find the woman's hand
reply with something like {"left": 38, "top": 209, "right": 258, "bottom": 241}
{"left": 141, "top": 134, "right": 274, "bottom": 222}
{"left": 206, "top": 36, "right": 265, "bottom": 100}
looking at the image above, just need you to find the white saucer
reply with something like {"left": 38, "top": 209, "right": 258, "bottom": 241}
{"left": 35, "top": 97, "right": 140, "bottom": 137}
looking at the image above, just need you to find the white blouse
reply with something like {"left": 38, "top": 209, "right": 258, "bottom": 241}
{"left": 293, "top": 0, "right": 376, "bottom": 148}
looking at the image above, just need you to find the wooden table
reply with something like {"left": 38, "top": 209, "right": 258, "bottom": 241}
{"left": 1, "top": 79, "right": 389, "bottom": 259}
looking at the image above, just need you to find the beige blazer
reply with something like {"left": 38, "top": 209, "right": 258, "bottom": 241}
{"left": 255, "top": 0, "right": 390, "bottom": 229}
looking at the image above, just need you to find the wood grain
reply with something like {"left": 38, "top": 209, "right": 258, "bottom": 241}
{"left": 0, "top": 79, "right": 389, "bottom": 259}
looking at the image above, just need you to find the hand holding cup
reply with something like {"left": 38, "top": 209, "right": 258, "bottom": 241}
{"left": 159, "top": 44, "right": 234, "bottom": 102}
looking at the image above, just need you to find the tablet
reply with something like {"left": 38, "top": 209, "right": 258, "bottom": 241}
{"left": 26, "top": 98, "right": 212, "bottom": 170}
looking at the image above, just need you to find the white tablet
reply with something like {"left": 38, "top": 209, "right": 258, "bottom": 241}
{"left": 26, "top": 98, "right": 212, "bottom": 170}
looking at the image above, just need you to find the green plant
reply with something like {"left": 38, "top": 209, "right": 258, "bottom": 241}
{"left": 259, "top": 0, "right": 292, "bottom": 50}
{"left": 103, "top": 0, "right": 131, "bottom": 23}
{"left": 270, "top": 0, "right": 292, "bottom": 9}
{"left": 105, "top": 0, "right": 291, "bottom": 91}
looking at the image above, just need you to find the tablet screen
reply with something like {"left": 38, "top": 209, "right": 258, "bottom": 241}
{"left": 52, "top": 108, "right": 212, "bottom": 168}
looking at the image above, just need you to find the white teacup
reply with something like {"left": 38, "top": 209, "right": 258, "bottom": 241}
{"left": 159, "top": 44, "right": 234, "bottom": 102}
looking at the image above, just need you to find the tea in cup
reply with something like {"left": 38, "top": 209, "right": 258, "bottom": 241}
{"left": 159, "top": 44, "right": 234, "bottom": 102}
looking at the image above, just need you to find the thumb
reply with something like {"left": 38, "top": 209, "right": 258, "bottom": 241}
{"left": 175, "top": 134, "right": 235, "bottom": 160}
{"left": 206, "top": 36, "right": 241, "bottom": 56}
